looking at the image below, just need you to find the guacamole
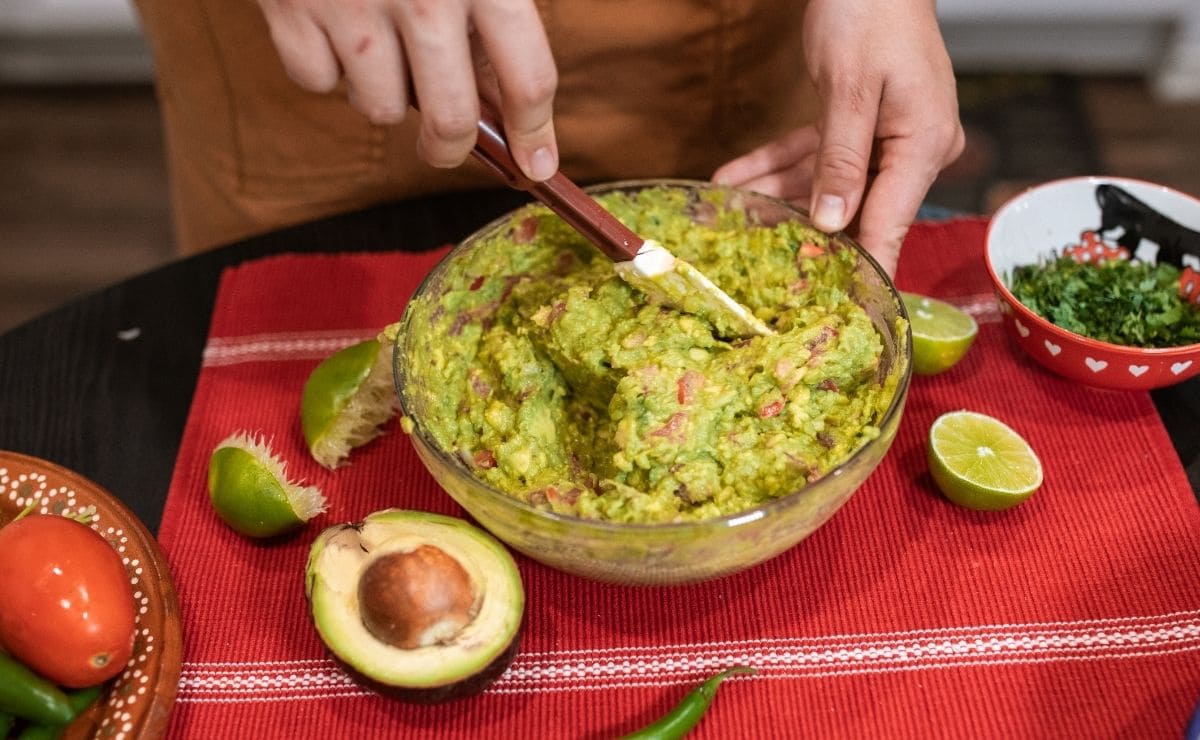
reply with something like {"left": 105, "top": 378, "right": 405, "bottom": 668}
{"left": 403, "top": 186, "right": 902, "bottom": 524}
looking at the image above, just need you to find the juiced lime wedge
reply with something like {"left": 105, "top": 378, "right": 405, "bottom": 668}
{"left": 927, "top": 410, "right": 1043, "bottom": 511}
{"left": 208, "top": 432, "right": 326, "bottom": 537}
{"left": 301, "top": 328, "right": 399, "bottom": 469}
{"left": 901, "top": 292, "right": 978, "bottom": 375}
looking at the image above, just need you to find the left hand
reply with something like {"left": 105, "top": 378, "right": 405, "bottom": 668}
{"left": 711, "top": 0, "right": 964, "bottom": 275}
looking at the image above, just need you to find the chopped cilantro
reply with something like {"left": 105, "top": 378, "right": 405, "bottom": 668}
{"left": 1009, "top": 257, "right": 1200, "bottom": 348}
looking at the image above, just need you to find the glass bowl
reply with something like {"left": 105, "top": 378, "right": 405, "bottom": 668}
{"left": 394, "top": 179, "right": 911, "bottom": 585}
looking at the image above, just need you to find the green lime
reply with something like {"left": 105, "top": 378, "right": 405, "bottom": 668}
{"left": 927, "top": 410, "right": 1043, "bottom": 511}
{"left": 301, "top": 329, "right": 399, "bottom": 469}
{"left": 208, "top": 432, "right": 327, "bottom": 537}
{"left": 901, "top": 292, "right": 978, "bottom": 375}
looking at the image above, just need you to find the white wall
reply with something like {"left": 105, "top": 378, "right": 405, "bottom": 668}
{"left": 0, "top": 0, "right": 151, "bottom": 82}
{"left": 938, "top": 0, "right": 1200, "bottom": 100}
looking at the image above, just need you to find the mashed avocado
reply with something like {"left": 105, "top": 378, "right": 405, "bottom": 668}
{"left": 404, "top": 186, "right": 902, "bottom": 524}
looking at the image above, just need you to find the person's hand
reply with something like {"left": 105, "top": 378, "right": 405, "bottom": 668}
{"left": 256, "top": 0, "right": 560, "bottom": 182}
{"left": 711, "top": 0, "right": 964, "bottom": 275}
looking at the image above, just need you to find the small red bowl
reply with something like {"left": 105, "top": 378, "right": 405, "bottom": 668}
{"left": 985, "top": 176, "right": 1200, "bottom": 391}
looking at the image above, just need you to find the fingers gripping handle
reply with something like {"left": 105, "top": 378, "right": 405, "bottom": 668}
{"left": 472, "top": 100, "right": 643, "bottom": 262}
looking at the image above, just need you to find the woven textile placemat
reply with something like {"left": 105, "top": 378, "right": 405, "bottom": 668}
{"left": 157, "top": 218, "right": 1200, "bottom": 737}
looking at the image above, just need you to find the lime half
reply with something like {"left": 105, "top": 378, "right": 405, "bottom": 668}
{"left": 901, "top": 292, "right": 978, "bottom": 375}
{"left": 209, "top": 432, "right": 327, "bottom": 537}
{"left": 927, "top": 410, "right": 1043, "bottom": 511}
{"left": 301, "top": 328, "right": 399, "bottom": 469}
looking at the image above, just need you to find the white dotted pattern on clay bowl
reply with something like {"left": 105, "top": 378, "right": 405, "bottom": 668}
{"left": 0, "top": 451, "right": 181, "bottom": 739}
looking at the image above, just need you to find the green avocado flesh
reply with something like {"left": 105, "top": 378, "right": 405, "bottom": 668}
{"left": 404, "top": 186, "right": 903, "bottom": 524}
{"left": 305, "top": 509, "right": 525, "bottom": 696}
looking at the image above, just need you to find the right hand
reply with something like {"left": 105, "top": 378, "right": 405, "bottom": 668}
{"left": 256, "top": 0, "right": 560, "bottom": 182}
{"left": 711, "top": 0, "right": 964, "bottom": 276}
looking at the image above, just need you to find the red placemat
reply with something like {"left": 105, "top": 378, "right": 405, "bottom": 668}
{"left": 158, "top": 218, "right": 1200, "bottom": 738}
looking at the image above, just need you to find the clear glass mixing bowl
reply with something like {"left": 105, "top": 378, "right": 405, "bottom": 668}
{"left": 394, "top": 179, "right": 911, "bottom": 585}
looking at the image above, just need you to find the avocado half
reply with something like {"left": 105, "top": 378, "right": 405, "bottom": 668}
{"left": 305, "top": 508, "right": 525, "bottom": 703}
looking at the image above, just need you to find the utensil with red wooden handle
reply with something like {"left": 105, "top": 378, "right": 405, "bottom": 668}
{"left": 468, "top": 100, "right": 773, "bottom": 339}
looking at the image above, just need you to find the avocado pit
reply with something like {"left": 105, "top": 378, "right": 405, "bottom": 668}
{"left": 358, "top": 545, "right": 480, "bottom": 649}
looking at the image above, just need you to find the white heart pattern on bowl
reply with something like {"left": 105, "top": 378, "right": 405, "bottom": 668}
{"left": 1014, "top": 318, "right": 1030, "bottom": 338}
{"left": 1128, "top": 365, "right": 1150, "bottom": 377}
{"left": 1044, "top": 340, "right": 1062, "bottom": 356}
{"left": 1172, "top": 360, "right": 1194, "bottom": 376}
{"left": 1085, "top": 357, "right": 1108, "bottom": 373}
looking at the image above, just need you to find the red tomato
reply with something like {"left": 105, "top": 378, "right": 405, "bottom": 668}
{"left": 0, "top": 514, "right": 136, "bottom": 688}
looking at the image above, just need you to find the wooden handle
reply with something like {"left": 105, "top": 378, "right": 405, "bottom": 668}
{"left": 472, "top": 100, "right": 642, "bottom": 262}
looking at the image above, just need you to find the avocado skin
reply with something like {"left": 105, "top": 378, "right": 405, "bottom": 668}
{"left": 304, "top": 511, "right": 527, "bottom": 704}
{"left": 324, "top": 615, "right": 525, "bottom": 703}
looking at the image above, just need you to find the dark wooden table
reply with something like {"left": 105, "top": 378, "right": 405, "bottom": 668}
{"left": 1, "top": 190, "right": 1196, "bottom": 532}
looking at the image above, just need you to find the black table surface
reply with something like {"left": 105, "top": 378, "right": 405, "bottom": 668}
{"left": 1, "top": 189, "right": 1197, "bottom": 532}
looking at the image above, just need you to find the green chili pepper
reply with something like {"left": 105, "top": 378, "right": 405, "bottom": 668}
{"left": 1, "top": 710, "right": 16, "bottom": 738}
{"left": 14, "top": 684, "right": 104, "bottom": 740}
{"left": 622, "top": 666, "right": 756, "bottom": 740}
{"left": 0, "top": 654, "right": 73, "bottom": 726}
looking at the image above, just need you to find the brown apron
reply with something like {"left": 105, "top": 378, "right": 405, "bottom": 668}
{"left": 133, "top": 0, "right": 817, "bottom": 254}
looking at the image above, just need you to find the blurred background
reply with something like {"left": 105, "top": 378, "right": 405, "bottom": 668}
{"left": 2, "top": 0, "right": 1199, "bottom": 332}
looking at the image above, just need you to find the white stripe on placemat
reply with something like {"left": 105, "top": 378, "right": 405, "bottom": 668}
{"left": 202, "top": 330, "right": 377, "bottom": 367}
{"left": 952, "top": 292, "right": 1002, "bottom": 324}
{"left": 175, "top": 609, "right": 1200, "bottom": 702}
{"left": 905, "top": 292, "right": 1001, "bottom": 326}
{"left": 198, "top": 293, "right": 1001, "bottom": 369}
